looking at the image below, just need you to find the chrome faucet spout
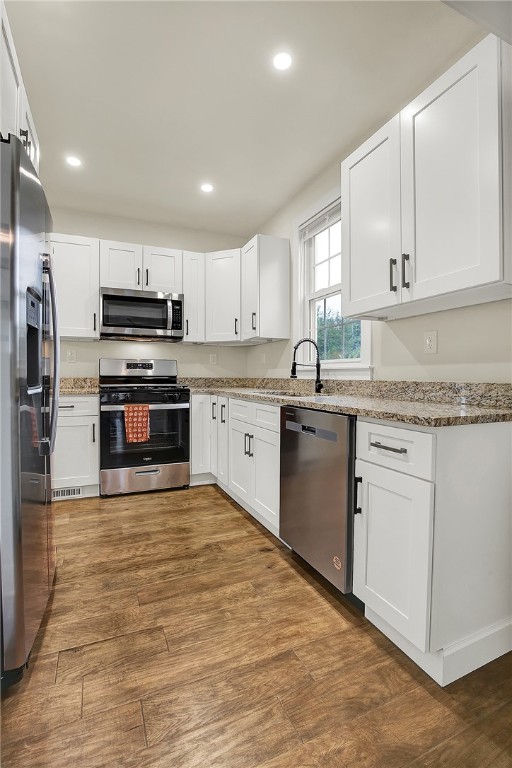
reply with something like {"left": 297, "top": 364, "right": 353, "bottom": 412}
{"left": 290, "top": 338, "right": 324, "bottom": 394}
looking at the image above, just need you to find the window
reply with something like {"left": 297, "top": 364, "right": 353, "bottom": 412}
{"left": 300, "top": 200, "right": 364, "bottom": 366}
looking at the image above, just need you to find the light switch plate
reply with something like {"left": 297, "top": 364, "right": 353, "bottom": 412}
{"left": 209, "top": 353, "right": 217, "bottom": 365}
{"left": 424, "top": 330, "right": 438, "bottom": 354}
{"left": 66, "top": 348, "right": 77, "bottom": 363}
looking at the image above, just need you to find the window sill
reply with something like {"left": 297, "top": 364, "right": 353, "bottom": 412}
{"left": 297, "top": 364, "right": 373, "bottom": 381}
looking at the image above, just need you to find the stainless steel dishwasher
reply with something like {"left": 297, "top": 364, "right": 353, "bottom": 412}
{"left": 280, "top": 406, "right": 356, "bottom": 593}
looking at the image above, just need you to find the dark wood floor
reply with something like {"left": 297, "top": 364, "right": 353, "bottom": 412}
{"left": 2, "top": 485, "right": 511, "bottom": 767}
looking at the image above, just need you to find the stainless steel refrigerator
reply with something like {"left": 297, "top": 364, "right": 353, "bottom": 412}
{"left": 1, "top": 134, "right": 60, "bottom": 689}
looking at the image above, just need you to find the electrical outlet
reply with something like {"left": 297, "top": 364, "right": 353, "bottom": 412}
{"left": 209, "top": 353, "right": 217, "bottom": 365}
{"left": 424, "top": 331, "right": 438, "bottom": 355}
{"left": 66, "top": 348, "right": 77, "bottom": 363}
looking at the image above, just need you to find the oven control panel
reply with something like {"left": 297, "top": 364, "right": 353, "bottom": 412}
{"left": 126, "top": 362, "right": 153, "bottom": 370}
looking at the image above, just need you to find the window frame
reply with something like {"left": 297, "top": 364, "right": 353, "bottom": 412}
{"left": 295, "top": 189, "right": 372, "bottom": 380}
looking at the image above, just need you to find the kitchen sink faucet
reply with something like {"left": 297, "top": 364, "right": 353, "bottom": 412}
{"left": 290, "top": 338, "right": 324, "bottom": 394}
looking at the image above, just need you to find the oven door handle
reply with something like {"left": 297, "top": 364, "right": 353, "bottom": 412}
{"left": 100, "top": 403, "right": 190, "bottom": 412}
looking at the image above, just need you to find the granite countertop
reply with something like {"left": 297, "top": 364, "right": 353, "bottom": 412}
{"left": 60, "top": 377, "right": 99, "bottom": 395}
{"left": 57, "top": 377, "right": 512, "bottom": 426}
{"left": 188, "top": 387, "right": 512, "bottom": 427}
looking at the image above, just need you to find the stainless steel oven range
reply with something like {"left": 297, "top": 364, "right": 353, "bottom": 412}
{"left": 99, "top": 358, "right": 189, "bottom": 496}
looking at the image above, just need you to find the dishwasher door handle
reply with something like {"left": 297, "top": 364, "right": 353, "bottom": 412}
{"left": 285, "top": 420, "right": 338, "bottom": 443}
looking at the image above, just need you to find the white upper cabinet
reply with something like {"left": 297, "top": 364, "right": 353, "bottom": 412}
{"left": 100, "top": 241, "right": 183, "bottom": 294}
{"left": 18, "top": 89, "right": 40, "bottom": 172}
{"left": 401, "top": 34, "right": 502, "bottom": 301}
{"left": 341, "top": 117, "right": 402, "bottom": 317}
{"left": 142, "top": 246, "right": 183, "bottom": 293}
{"left": 341, "top": 35, "right": 512, "bottom": 321}
{"left": 51, "top": 234, "right": 100, "bottom": 339}
{"left": 205, "top": 249, "right": 241, "bottom": 342}
{"left": 1, "top": 4, "right": 40, "bottom": 172}
{"left": 241, "top": 235, "right": 290, "bottom": 342}
{"left": 100, "top": 240, "right": 143, "bottom": 291}
{"left": 1, "top": 4, "right": 22, "bottom": 141}
{"left": 182, "top": 251, "right": 205, "bottom": 342}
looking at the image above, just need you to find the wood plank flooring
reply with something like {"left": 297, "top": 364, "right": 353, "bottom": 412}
{"left": 2, "top": 485, "right": 511, "bottom": 767}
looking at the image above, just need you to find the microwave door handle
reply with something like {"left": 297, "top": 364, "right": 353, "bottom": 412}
{"left": 167, "top": 300, "right": 173, "bottom": 330}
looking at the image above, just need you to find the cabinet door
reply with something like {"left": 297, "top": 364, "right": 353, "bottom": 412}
{"left": 228, "top": 419, "right": 252, "bottom": 504}
{"left": 241, "top": 236, "right": 259, "bottom": 340}
{"left": 205, "top": 249, "right": 241, "bottom": 342}
{"left": 51, "top": 235, "right": 100, "bottom": 339}
{"left": 143, "top": 246, "right": 183, "bottom": 293}
{"left": 401, "top": 35, "right": 502, "bottom": 301}
{"left": 217, "top": 397, "right": 229, "bottom": 486}
{"left": 353, "top": 459, "right": 434, "bottom": 652}
{"left": 51, "top": 416, "right": 99, "bottom": 489}
{"left": 100, "top": 240, "right": 143, "bottom": 291}
{"left": 210, "top": 396, "right": 218, "bottom": 478}
{"left": 19, "top": 88, "right": 39, "bottom": 172}
{"left": 190, "top": 395, "right": 211, "bottom": 475}
{"left": 182, "top": 251, "right": 205, "bottom": 342}
{"left": 251, "top": 425, "right": 279, "bottom": 532}
{"left": 341, "top": 116, "right": 402, "bottom": 317}
{"left": 1, "top": 6, "right": 22, "bottom": 140}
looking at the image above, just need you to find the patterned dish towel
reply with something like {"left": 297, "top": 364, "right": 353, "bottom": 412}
{"left": 124, "top": 404, "right": 150, "bottom": 443}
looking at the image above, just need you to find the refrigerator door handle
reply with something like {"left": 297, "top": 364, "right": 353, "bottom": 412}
{"left": 43, "top": 254, "right": 60, "bottom": 456}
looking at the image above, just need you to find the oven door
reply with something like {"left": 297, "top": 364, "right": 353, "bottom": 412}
{"left": 100, "top": 403, "right": 190, "bottom": 470}
{"left": 100, "top": 288, "right": 183, "bottom": 340}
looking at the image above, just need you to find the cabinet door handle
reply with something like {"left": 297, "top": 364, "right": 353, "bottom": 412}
{"left": 401, "top": 253, "right": 410, "bottom": 289}
{"left": 92, "top": 423, "right": 96, "bottom": 443}
{"left": 370, "top": 441, "right": 407, "bottom": 455}
{"left": 146, "top": 268, "right": 149, "bottom": 287}
{"left": 220, "top": 404, "right": 226, "bottom": 423}
{"left": 248, "top": 434, "right": 254, "bottom": 457}
{"left": 244, "top": 432, "right": 249, "bottom": 455}
{"left": 234, "top": 318, "right": 238, "bottom": 336}
{"left": 137, "top": 268, "right": 141, "bottom": 286}
{"left": 186, "top": 319, "right": 189, "bottom": 336}
{"left": 212, "top": 401, "right": 217, "bottom": 420}
{"left": 389, "top": 258, "right": 397, "bottom": 292}
{"left": 354, "top": 475, "right": 362, "bottom": 515}
{"left": 93, "top": 312, "right": 97, "bottom": 332}
{"left": 252, "top": 312, "right": 257, "bottom": 331}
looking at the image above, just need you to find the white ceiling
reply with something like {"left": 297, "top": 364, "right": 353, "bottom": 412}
{"left": 7, "top": 1, "right": 482, "bottom": 237}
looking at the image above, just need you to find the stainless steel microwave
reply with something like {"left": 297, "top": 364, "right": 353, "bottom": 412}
{"left": 100, "top": 288, "right": 184, "bottom": 341}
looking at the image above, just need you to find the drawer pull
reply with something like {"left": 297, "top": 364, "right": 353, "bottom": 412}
{"left": 58, "top": 405, "right": 75, "bottom": 409}
{"left": 370, "top": 441, "right": 407, "bottom": 455}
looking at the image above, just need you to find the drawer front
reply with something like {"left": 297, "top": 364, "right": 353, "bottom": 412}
{"left": 250, "top": 402, "right": 280, "bottom": 433}
{"left": 356, "top": 421, "right": 434, "bottom": 481}
{"left": 229, "top": 398, "right": 252, "bottom": 424}
{"left": 57, "top": 395, "right": 99, "bottom": 417}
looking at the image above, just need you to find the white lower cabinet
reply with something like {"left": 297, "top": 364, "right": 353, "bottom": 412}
{"left": 51, "top": 396, "right": 99, "bottom": 499}
{"left": 353, "top": 459, "right": 434, "bottom": 652}
{"left": 353, "top": 418, "right": 512, "bottom": 686}
{"left": 250, "top": 425, "right": 280, "bottom": 531}
{"left": 228, "top": 400, "right": 280, "bottom": 536}
{"left": 228, "top": 418, "right": 252, "bottom": 504}
{"left": 217, "top": 397, "right": 229, "bottom": 486}
{"left": 190, "top": 395, "right": 211, "bottom": 476}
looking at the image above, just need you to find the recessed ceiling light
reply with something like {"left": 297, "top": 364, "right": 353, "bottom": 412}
{"left": 273, "top": 52, "right": 292, "bottom": 71}
{"left": 66, "top": 156, "right": 82, "bottom": 167}
{"left": 200, "top": 183, "right": 214, "bottom": 193}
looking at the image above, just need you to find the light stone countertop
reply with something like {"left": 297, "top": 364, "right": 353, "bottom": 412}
{"left": 188, "top": 387, "right": 512, "bottom": 427}
{"left": 57, "top": 378, "right": 512, "bottom": 426}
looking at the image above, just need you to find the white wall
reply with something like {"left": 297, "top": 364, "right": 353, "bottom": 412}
{"left": 54, "top": 207, "right": 250, "bottom": 378}
{"left": 246, "top": 160, "right": 512, "bottom": 384}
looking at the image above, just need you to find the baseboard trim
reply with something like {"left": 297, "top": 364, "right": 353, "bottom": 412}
{"left": 366, "top": 609, "right": 512, "bottom": 686}
{"left": 190, "top": 473, "right": 216, "bottom": 487}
